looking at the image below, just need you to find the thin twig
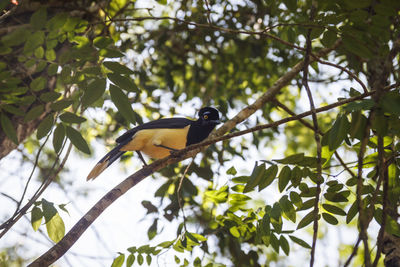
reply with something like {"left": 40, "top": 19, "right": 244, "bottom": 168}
{"left": 302, "top": 5, "right": 323, "bottom": 265}
{"left": 177, "top": 159, "right": 195, "bottom": 232}
{"left": 372, "top": 136, "right": 388, "bottom": 266}
{"left": 356, "top": 113, "right": 373, "bottom": 267}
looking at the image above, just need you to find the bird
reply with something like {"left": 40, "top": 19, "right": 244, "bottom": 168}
{"left": 86, "top": 107, "right": 220, "bottom": 180}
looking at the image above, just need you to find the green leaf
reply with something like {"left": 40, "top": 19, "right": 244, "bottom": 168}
{"left": 321, "top": 29, "right": 337, "bottom": 47}
{"left": 50, "top": 99, "right": 73, "bottom": 111}
{"left": 0, "top": 113, "right": 18, "bottom": 144}
{"left": 279, "top": 235, "right": 290, "bottom": 255}
{"left": 109, "top": 84, "right": 136, "bottom": 124}
{"left": 126, "top": 254, "right": 135, "bottom": 267}
{"left": 59, "top": 112, "right": 86, "bottom": 124}
{"left": 53, "top": 124, "right": 65, "bottom": 153}
{"left": 108, "top": 73, "right": 138, "bottom": 92}
{"left": 34, "top": 46, "right": 44, "bottom": 58}
{"left": 226, "top": 166, "right": 237, "bottom": 175}
{"left": 24, "top": 31, "right": 45, "bottom": 54}
{"left": 381, "top": 92, "right": 400, "bottom": 116}
{"left": 259, "top": 164, "right": 278, "bottom": 191}
{"left": 45, "top": 212, "right": 65, "bottom": 243}
{"left": 31, "top": 207, "right": 43, "bottom": 231}
{"left": 30, "top": 77, "right": 46, "bottom": 91}
{"left": 137, "top": 254, "right": 144, "bottom": 265}
{"left": 82, "top": 78, "right": 106, "bottom": 107}
{"left": 146, "top": 254, "right": 152, "bottom": 266}
{"left": 40, "top": 92, "right": 61, "bottom": 102}
{"left": 279, "top": 195, "right": 296, "bottom": 222}
{"left": 342, "top": 34, "right": 373, "bottom": 59}
{"left": 100, "top": 48, "right": 124, "bottom": 58}
{"left": 244, "top": 163, "right": 265, "bottom": 193}
{"left": 274, "top": 153, "right": 304, "bottom": 164}
{"left": 147, "top": 220, "right": 157, "bottom": 240}
{"left": 324, "top": 191, "right": 349, "bottom": 202}
{"left": 45, "top": 49, "right": 56, "bottom": 61}
{"left": 42, "top": 199, "right": 65, "bottom": 243}
{"left": 346, "top": 201, "right": 358, "bottom": 224}
{"left": 322, "top": 203, "right": 346, "bottom": 216}
{"left": 65, "top": 126, "right": 91, "bottom": 154}
{"left": 37, "top": 113, "right": 54, "bottom": 139}
{"left": 1, "top": 104, "right": 24, "bottom": 116}
{"left": 157, "top": 240, "right": 174, "bottom": 248}
{"left": 1, "top": 27, "right": 29, "bottom": 47}
{"left": 93, "top": 36, "right": 114, "bottom": 48}
{"left": 278, "top": 166, "right": 291, "bottom": 192}
{"left": 104, "top": 61, "right": 134, "bottom": 74}
{"left": 229, "top": 226, "right": 240, "bottom": 238}
{"left": 30, "top": 7, "right": 47, "bottom": 30}
{"left": 111, "top": 253, "right": 125, "bottom": 267}
{"left": 328, "top": 115, "right": 350, "bottom": 150}
{"left": 297, "top": 210, "right": 315, "bottom": 229}
{"left": 270, "top": 233, "right": 280, "bottom": 253}
{"left": 289, "top": 235, "right": 311, "bottom": 249}
{"left": 322, "top": 212, "right": 338, "bottom": 225}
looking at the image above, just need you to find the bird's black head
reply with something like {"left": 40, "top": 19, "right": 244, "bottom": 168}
{"left": 198, "top": 107, "right": 220, "bottom": 126}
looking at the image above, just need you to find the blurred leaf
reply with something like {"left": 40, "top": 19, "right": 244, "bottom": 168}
{"left": 40, "top": 92, "right": 61, "bottom": 102}
{"left": 53, "top": 124, "right": 65, "bottom": 153}
{"left": 59, "top": 112, "right": 86, "bottom": 124}
{"left": 328, "top": 115, "right": 350, "bottom": 150}
{"left": 109, "top": 84, "right": 136, "bottom": 124}
{"left": 37, "top": 113, "right": 54, "bottom": 139}
{"left": 289, "top": 235, "right": 311, "bottom": 249}
{"left": 104, "top": 61, "right": 134, "bottom": 74}
{"left": 259, "top": 164, "right": 278, "bottom": 191}
{"left": 50, "top": 99, "right": 73, "bottom": 111}
{"left": 108, "top": 73, "right": 138, "bottom": 92}
{"left": 278, "top": 166, "right": 291, "bottom": 192}
{"left": 274, "top": 153, "right": 304, "bottom": 164}
{"left": 30, "top": 7, "right": 47, "bottom": 30}
{"left": 244, "top": 163, "right": 265, "bottom": 193}
{"left": 82, "top": 78, "right": 106, "bottom": 107}
{"left": 30, "top": 77, "right": 46, "bottom": 92}
{"left": 0, "top": 113, "right": 18, "bottom": 144}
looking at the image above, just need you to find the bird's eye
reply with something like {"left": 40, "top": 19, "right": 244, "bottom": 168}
{"left": 203, "top": 115, "right": 208, "bottom": 120}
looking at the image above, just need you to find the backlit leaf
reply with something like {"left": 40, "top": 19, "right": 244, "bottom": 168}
{"left": 259, "top": 164, "right": 278, "bottom": 191}
{"left": 31, "top": 207, "right": 43, "bottom": 231}
{"left": 297, "top": 210, "right": 315, "bottom": 229}
{"left": 111, "top": 253, "right": 125, "bottom": 267}
{"left": 289, "top": 235, "right": 311, "bottom": 249}
{"left": 104, "top": 61, "right": 134, "bottom": 74}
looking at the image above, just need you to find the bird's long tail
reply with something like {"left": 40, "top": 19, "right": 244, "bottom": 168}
{"left": 87, "top": 143, "right": 126, "bottom": 180}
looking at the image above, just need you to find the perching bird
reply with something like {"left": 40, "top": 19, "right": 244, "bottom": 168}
{"left": 87, "top": 107, "right": 220, "bottom": 180}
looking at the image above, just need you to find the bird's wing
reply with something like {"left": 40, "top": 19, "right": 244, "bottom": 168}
{"left": 115, "top": 118, "right": 193, "bottom": 144}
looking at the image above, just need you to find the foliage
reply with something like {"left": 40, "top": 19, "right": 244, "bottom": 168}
{"left": 0, "top": 0, "right": 399, "bottom": 266}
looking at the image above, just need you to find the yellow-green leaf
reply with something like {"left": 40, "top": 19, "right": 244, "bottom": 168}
{"left": 31, "top": 207, "right": 43, "bottom": 231}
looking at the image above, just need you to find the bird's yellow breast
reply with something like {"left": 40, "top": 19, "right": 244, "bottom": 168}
{"left": 120, "top": 126, "right": 190, "bottom": 158}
